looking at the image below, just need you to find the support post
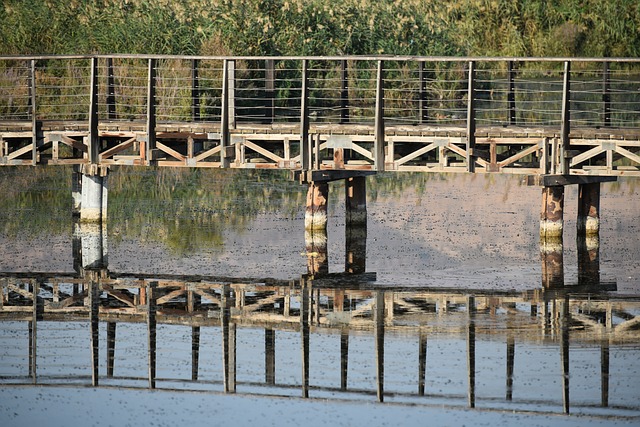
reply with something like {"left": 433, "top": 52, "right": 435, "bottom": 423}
{"left": 340, "top": 60, "right": 349, "bottom": 124}
{"left": 508, "top": 60, "right": 516, "bottom": 125}
{"left": 80, "top": 169, "right": 109, "bottom": 223}
{"left": 340, "top": 328, "right": 349, "bottom": 391}
{"left": 89, "top": 57, "right": 100, "bottom": 165}
{"left": 304, "top": 182, "right": 328, "bottom": 231}
{"left": 147, "top": 281, "right": 157, "bottom": 389}
{"left": 265, "top": 59, "right": 276, "bottom": 123}
{"left": 601, "top": 340, "right": 610, "bottom": 407}
{"left": 107, "top": 58, "right": 116, "bottom": 119}
{"left": 191, "top": 59, "right": 200, "bottom": 121}
{"left": 560, "top": 61, "right": 571, "bottom": 175}
{"left": 221, "top": 284, "right": 236, "bottom": 393}
{"left": 577, "top": 182, "right": 600, "bottom": 237}
{"left": 374, "top": 60, "right": 385, "bottom": 172}
{"left": 30, "top": 59, "right": 39, "bottom": 166}
{"left": 560, "top": 295, "right": 570, "bottom": 414}
{"left": 541, "top": 239, "right": 564, "bottom": 289}
{"left": 540, "top": 186, "right": 564, "bottom": 239}
{"left": 301, "top": 279, "right": 310, "bottom": 398}
{"left": 345, "top": 176, "right": 367, "bottom": 227}
{"left": 221, "top": 60, "right": 233, "bottom": 168}
{"left": 602, "top": 61, "right": 610, "bottom": 127}
{"left": 466, "top": 61, "right": 477, "bottom": 173}
{"left": 300, "top": 60, "right": 310, "bottom": 171}
{"left": 375, "top": 291, "right": 385, "bottom": 402}
{"left": 305, "top": 228, "right": 328, "bottom": 277}
{"left": 418, "top": 329, "right": 427, "bottom": 396}
{"left": 192, "top": 326, "right": 200, "bottom": 381}
{"left": 265, "top": 328, "right": 275, "bottom": 385}
{"left": 90, "top": 281, "right": 100, "bottom": 386}
{"left": 107, "top": 322, "right": 116, "bottom": 377}
{"left": 419, "top": 61, "right": 429, "bottom": 124}
{"left": 467, "top": 295, "right": 476, "bottom": 408}
{"left": 146, "top": 58, "right": 157, "bottom": 165}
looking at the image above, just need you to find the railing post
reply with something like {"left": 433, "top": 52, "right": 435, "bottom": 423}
{"left": 191, "top": 59, "right": 200, "bottom": 121}
{"left": 508, "top": 60, "right": 516, "bottom": 125}
{"left": 265, "top": 59, "right": 276, "bottom": 123}
{"left": 560, "top": 61, "right": 571, "bottom": 175}
{"left": 30, "top": 59, "right": 38, "bottom": 166}
{"left": 419, "top": 61, "right": 429, "bottom": 124}
{"left": 602, "top": 61, "right": 610, "bottom": 128}
{"left": 466, "top": 60, "right": 477, "bottom": 173}
{"left": 146, "top": 58, "right": 157, "bottom": 164}
{"left": 106, "top": 58, "right": 116, "bottom": 120}
{"left": 374, "top": 60, "right": 385, "bottom": 172}
{"left": 88, "top": 57, "right": 99, "bottom": 165}
{"left": 340, "top": 60, "right": 349, "bottom": 124}
{"left": 221, "top": 59, "right": 232, "bottom": 168}
{"left": 300, "top": 59, "right": 310, "bottom": 171}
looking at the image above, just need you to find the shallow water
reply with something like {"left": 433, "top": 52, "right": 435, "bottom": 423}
{"left": 0, "top": 168, "right": 639, "bottom": 425}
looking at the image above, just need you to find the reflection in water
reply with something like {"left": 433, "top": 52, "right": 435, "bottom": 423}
{"left": 1, "top": 227, "right": 639, "bottom": 419}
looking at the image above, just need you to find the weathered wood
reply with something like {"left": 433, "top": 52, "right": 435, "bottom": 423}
{"left": 508, "top": 61, "right": 517, "bottom": 125}
{"left": 146, "top": 59, "right": 157, "bottom": 164}
{"left": 304, "top": 182, "right": 328, "bottom": 231}
{"left": 340, "top": 60, "right": 349, "bottom": 124}
{"left": 467, "top": 295, "right": 476, "bottom": 408}
{"left": 191, "top": 59, "right": 200, "bottom": 121}
{"left": 375, "top": 290, "right": 385, "bottom": 402}
{"left": 577, "top": 182, "right": 600, "bottom": 236}
{"left": 89, "top": 58, "right": 99, "bottom": 165}
{"left": 467, "top": 61, "right": 477, "bottom": 173}
{"left": 107, "top": 58, "right": 116, "bottom": 120}
{"left": 560, "top": 61, "right": 571, "bottom": 174}
{"left": 300, "top": 59, "right": 310, "bottom": 171}
{"left": 374, "top": 60, "right": 385, "bottom": 172}
{"left": 540, "top": 186, "right": 564, "bottom": 239}
{"left": 221, "top": 60, "right": 232, "bottom": 168}
{"left": 147, "top": 281, "right": 157, "bottom": 389}
{"left": 602, "top": 61, "right": 610, "bottom": 128}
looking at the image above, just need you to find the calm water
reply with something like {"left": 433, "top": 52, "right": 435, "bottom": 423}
{"left": 0, "top": 168, "right": 639, "bottom": 426}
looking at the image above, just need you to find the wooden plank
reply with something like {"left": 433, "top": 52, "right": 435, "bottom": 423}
{"left": 498, "top": 143, "right": 541, "bottom": 168}
{"left": 570, "top": 145, "right": 605, "bottom": 167}
{"left": 395, "top": 142, "right": 438, "bottom": 166}
{"left": 99, "top": 137, "right": 135, "bottom": 160}
{"left": 615, "top": 146, "right": 640, "bottom": 166}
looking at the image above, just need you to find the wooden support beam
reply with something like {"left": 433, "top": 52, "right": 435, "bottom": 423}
{"left": 340, "top": 60, "right": 349, "bottom": 124}
{"left": 30, "top": 59, "right": 37, "bottom": 166}
{"left": 300, "top": 59, "right": 310, "bottom": 171}
{"left": 146, "top": 58, "right": 157, "bottom": 165}
{"left": 90, "top": 281, "right": 100, "bottom": 386}
{"left": 90, "top": 58, "right": 100, "bottom": 165}
{"left": 560, "top": 61, "right": 571, "bottom": 174}
{"left": 374, "top": 60, "right": 385, "bottom": 172}
{"left": 304, "top": 182, "right": 328, "bottom": 231}
{"left": 301, "top": 280, "right": 310, "bottom": 398}
{"left": 466, "top": 61, "right": 477, "bottom": 173}
{"left": 577, "top": 182, "right": 600, "bottom": 236}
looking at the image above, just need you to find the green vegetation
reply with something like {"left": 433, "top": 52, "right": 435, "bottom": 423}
{"left": 1, "top": 0, "right": 639, "bottom": 57}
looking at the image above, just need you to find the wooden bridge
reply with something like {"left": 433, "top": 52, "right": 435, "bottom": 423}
{"left": 1, "top": 54, "right": 639, "bottom": 236}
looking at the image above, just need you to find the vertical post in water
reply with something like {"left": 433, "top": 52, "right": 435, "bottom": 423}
{"left": 467, "top": 295, "right": 476, "bottom": 408}
{"left": 375, "top": 291, "right": 385, "bottom": 402}
{"left": 601, "top": 340, "right": 610, "bottom": 407}
{"left": 602, "top": 61, "right": 611, "bottom": 127}
{"left": 540, "top": 186, "right": 564, "bottom": 240}
{"left": 191, "top": 59, "right": 200, "bottom": 121}
{"left": 88, "top": 57, "right": 100, "bottom": 165}
{"left": 107, "top": 58, "right": 116, "bottom": 119}
{"left": 560, "top": 61, "right": 571, "bottom": 175}
{"left": 191, "top": 326, "right": 200, "bottom": 381}
{"left": 340, "top": 60, "right": 349, "bottom": 124}
{"left": 577, "top": 182, "right": 600, "bottom": 237}
{"left": 340, "top": 328, "right": 349, "bottom": 391}
{"left": 374, "top": 60, "right": 385, "bottom": 172}
{"left": 265, "top": 59, "right": 276, "bottom": 123}
{"left": 508, "top": 60, "right": 516, "bottom": 125}
{"left": 345, "top": 176, "right": 367, "bottom": 228}
{"left": 146, "top": 58, "right": 157, "bottom": 165}
{"left": 305, "top": 181, "right": 328, "bottom": 231}
{"left": 466, "top": 61, "right": 477, "bottom": 173}
{"left": 30, "top": 280, "right": 40, "bottom": 383}
{"left": 147, "top": 281, "right": 157, "bottom": 389}
{"left": 300, "top": 59, "right": 310, "bottom": 171}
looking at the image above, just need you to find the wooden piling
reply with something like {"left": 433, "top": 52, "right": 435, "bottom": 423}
{"left": 541, "top": 238, "right": 564, "bottom": 289}
{"left": 107, "top": 322, "right": 116, "bottom": 377}
{"left": 418, "top": 329, "right": 427, "bottom": 396}
{"left": 375, "top": 291, "right": 385, "bottom": 402}
{"left": 192, "top": 326, "right": 200, "bottom": 381}
{"left": 345, "top": 176, "right": 367, "bottom": 228}
{"left": 340, "top": 328, "right": 349, "bottom": 391}
{"left": 147, "top": 281, "right": 157, "bottom": 389}
{"left": 90, "top": 282, "right": 100, "bottom": 386}
{"left": 577, "top": 182, "right": 600, "bottom": 236}
{"left": 467, "top": 295, "right": 476, "bottom": 408}
{"left": 540, "top": 186, "right": 564, "bottom": 239}
{"left": 265, "top": 328, "right": 275, "bottom": 385}
{"left": 301, "top": 280, "right": 310, "bottom": 398}
{"left": 304, "top": 182, "right": 328, "bottom": 231}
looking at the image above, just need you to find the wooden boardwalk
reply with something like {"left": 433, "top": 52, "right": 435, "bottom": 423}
{"left": 1, "top": 55, "right": 640, "bottom": 178}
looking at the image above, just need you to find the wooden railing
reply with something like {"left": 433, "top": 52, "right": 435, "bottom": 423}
{"left": 1, "top": 55, "right": 640, "bottom": 175}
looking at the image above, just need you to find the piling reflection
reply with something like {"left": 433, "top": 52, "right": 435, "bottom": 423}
{"left": 1, "top": 230, "right": 639, "bottom": 419}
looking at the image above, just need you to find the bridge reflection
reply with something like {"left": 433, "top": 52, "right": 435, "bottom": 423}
{"left": 0, "top": 223, "right": 639, "bottom": 418}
